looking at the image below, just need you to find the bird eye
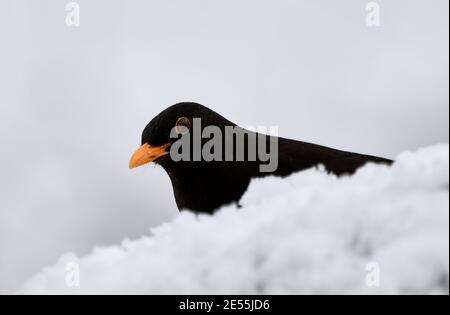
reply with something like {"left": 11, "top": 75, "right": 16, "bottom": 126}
{"left": 175, "top": 117, "right": 191, "bottom": 135}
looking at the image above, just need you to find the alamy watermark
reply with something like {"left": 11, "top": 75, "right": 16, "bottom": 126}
{"left": 169, "top": 118, "right": 279, "bottom": 173}
{"left": 365, "top": 262, "right": 381, "bottom": 287}
{"left": 65, "top": 261, "right": 80, "bottom": 287}
{"left": 65, "top": 2, "right": 80, "bottom": 27}
{"left": 366, "top": 2, "right": 381, "bottom": 27}
{"left": 64, "top": 2, "right": 380, "bottom": 29}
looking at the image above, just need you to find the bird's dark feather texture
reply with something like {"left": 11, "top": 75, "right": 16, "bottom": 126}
{"left": 140, "top": 103, "right": 393, "bottom": 213}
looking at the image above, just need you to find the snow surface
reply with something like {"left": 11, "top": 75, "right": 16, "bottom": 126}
{"left": 19, "top": 145, "right": 449, "bottom": 294}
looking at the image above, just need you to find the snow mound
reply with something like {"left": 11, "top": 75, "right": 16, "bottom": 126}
{"left": 20, "top": 145, "right": 449, "bottom": 294}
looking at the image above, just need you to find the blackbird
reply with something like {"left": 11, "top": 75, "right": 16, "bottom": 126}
{"left": 130, "top": 102, "right": 392, "bottom": 213}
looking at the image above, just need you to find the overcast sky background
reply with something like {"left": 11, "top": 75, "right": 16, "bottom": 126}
{"left": 0, "top": 0, "right": 448, "bottom": 293}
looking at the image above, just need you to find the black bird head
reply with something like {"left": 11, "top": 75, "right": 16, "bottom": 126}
{"left": 129, "top": 102, "right": 250, "bottom": 213}
{"left": 129, "top": 102, "right": 234, "bottom": 169}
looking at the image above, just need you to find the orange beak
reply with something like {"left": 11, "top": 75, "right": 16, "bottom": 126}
{"left": 129, "top": 143, "right": 171, "bottom": 169}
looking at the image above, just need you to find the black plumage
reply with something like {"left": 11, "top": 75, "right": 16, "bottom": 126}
{"left": 130, "top": 102, "right": 392, "bottom": 213}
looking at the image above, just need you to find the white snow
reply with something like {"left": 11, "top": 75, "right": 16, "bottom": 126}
{"left": 19, "top": 145, "right": 449, "bottom": 294}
